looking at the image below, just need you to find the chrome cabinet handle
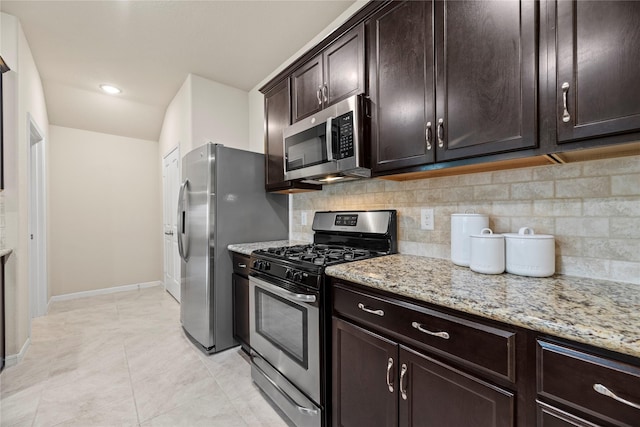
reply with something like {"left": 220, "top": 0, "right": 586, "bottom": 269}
{"left": 322, "top": 83, "right": 328, "bottom": 103}
{"left": 316, "top": 86, "right": 322, "bottom": 105}
{"left": 358, "top": 302, "right": 384, "bottom": 317}
{"left": 237, "top": 263, "right": 246, "bottom": 268}
{"left": 386, "top": 358, "right": 394, "bottom": 392}
{"left": 437, "top": 118, "right": 444, "bottom": 148}
{"left": 411, "top": 321, "right": 450, "bottom": 339}
{"left": 164, "top": 231, "right": 174, "bottom": 236}
{"left": 425, "top": 122, "right": 432, "bottom": 151}
{"left": 400, "top": 363, "right": 408, "bottom": 400}
{"left": 593, "top": 383, "right": 640, "bottom": 410}
{"left": 561, "top": 82, "right": 570, "bottom": 123}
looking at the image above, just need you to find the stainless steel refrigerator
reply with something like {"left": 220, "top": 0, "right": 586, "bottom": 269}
{"left": 177, "top": 143, "right": 288, "bottom": 354}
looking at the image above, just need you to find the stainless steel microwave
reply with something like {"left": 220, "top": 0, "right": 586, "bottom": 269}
{"left": 283, "top": 94, "right": 370, "bottom": 184}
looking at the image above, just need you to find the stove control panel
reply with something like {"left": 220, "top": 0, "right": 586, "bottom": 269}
{"left": 252, "top": 260, "right": 271, "bottom": 271}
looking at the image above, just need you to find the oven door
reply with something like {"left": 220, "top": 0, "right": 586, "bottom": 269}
{"left": 249, "top": 274, "right": 320, "bottom": 404}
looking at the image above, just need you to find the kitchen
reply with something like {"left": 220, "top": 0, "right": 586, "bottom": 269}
{"left": 1, "top": 0, "right": 639, "bottom": 426}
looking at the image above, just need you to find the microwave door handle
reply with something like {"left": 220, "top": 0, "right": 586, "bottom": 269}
{"left": 326, "top": 116, "right": 334, "bottom": 161}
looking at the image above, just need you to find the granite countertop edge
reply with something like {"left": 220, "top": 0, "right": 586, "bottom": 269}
{"left": 325, "top": 254, "right": 640, "bottom": 359}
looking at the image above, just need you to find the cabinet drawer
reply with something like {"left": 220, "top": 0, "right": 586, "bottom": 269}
{"left": 232, "top": 253, "right": 250, "bottom": 276}
{"left": 538, "top": 340, "right": 640, "bottom": 426}
{"left": 333, "top": 284, "right": 516, "bottom": 381}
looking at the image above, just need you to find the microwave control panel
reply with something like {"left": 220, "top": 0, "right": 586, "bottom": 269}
{"left": 335, "top": 112, "right": 354, "bottom": 159}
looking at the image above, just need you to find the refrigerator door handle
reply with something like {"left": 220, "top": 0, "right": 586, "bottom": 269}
{"left": 177, "top": 179, "right": 190, "bottom": 261}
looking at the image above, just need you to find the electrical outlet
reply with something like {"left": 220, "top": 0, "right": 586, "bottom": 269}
{"left": 301, "top": 211, "right": 308, "bottom": 226}
{"left": 421, "top": 208, "right": 434, "bottom": 230}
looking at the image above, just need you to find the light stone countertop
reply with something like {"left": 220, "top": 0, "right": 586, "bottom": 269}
{"left": 0, "top": 248, "right": 13, "bottom": 258}
{"left": 227, "top": 240, "right": 310, "bottom": 257}
{"left": 325, "top": 254, "right": 640, "bottom": 359}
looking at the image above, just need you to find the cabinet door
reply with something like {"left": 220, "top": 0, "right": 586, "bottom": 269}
{"left": 399, "top": 346, "right": 514, "bottom": 427}
{"left": 435, "top": 0, "right": 537, "bottom": 161}
{"left": 264, "top": 79, "right": 290, "bottom": 190}
{"left": 556, "top": 1, "right": 640, "bottom": 144}
{"left": 324, "top": 24, "right": 365, "bottom": 107}
{"left": 232, "top": 273, "right": 250, "bottom": 348}
{"left": 291, "top": 54, "right": 323, "bottom": 122}
{"left": 368, "top": 0, "right": 435, "bottom": 173}
{"left": 332, "top": 318, "right": 398, "bottom": 427}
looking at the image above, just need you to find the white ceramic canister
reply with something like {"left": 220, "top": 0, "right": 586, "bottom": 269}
{"left": 470, "top": 228, "right": 505, "bottom": 275}
{"left": 504, "top": 227, "right": 555, "bottom": 277}
{"left": 450, "top": 212, "right": 489, "bottom": 267}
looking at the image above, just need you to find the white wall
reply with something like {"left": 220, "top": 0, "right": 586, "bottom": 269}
{"left": 159, "top": 73, "right": 251, "bottom": 160}
{"left": 1, "top": 13, "right": 50, "bottom": 356}
{"left": 190, "top": 74, "right": 249, "bottom": 152}
{"left": 49, "top": 126, "right": 162, "bottom": 295}
{"left": 159, "top": 76, "right": 191, "bottom": 159}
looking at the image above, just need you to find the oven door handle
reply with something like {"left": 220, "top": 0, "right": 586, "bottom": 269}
{"left": 251, "top": 352, "right": 319, "bottom": 417}
{"left": 252, "top": 276, "right": 317, "bottom": 304}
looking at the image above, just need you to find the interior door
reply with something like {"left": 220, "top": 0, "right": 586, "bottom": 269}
{"left": 162, "top": 147, "right": 180, "bottom": 301}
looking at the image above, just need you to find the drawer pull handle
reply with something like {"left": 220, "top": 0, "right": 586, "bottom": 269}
{"left": 561, "top": 82, "right": 571, "bottom": 123}
{"left": 386, "top": 358, "right": 394, "bottom": 393}
{"left": 437, "top": 118, "right": 444, "bottom": 148}
{"left": 400, "top": 363, "right": 408, "bottom": 400}
{"left": 358, "top": 303, "right": 384, "bottom": 317}
{"left": 411, "top": 321, "right": 450, "bottom": 340}
{"left": 237, "top": 263, "right": 246, "bottom": 268}
{"left": 593, "top": 383, "right": 640, "bottom": 410}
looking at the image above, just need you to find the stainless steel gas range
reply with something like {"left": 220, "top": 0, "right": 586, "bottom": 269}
{"left": 248, "top": 210, "right": 398, "bottom": 427}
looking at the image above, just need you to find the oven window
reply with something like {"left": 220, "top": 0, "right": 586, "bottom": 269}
{"left": 255, "top": 287, "right": 308, "bottom": 369}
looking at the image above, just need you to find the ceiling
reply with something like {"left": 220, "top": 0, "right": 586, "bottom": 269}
{"left": 1, "top": 0, "right": 356, "bottom": 141}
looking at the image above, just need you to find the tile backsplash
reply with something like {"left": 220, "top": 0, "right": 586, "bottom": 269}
{"left": 291, "top": 155, "right": 640, "bottom": 284}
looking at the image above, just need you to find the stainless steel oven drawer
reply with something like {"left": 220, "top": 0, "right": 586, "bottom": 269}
{"left": 251, "top": 352, "right": 321, "bottom": 427}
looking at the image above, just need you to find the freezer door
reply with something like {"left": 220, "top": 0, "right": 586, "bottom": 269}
{"left": 180, "top": 144, "right": 215, "bottom": 349}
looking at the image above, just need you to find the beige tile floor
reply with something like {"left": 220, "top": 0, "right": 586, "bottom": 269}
{"left": 0, "top": 286, "right": 291, "bottom": 427}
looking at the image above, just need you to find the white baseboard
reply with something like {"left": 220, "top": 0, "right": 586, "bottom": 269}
{"left": 4, "top": 337, "right": 31, "bottom": 368}
{"left": 49, "top": 281, "right": 162, "bottom": 303}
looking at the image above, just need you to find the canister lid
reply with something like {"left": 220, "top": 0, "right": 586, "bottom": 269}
{"left": 470, "top": 228, "right": 504, "bottom": 239}
{"left": 503, "top": 227, "right": 554, "bottom": 239}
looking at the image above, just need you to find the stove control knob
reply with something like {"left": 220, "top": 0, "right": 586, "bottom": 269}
{"left": 263, "top": 262, "right": 271, "bottom": 271}
{"left": 285, "top": 269, "right": 293, "bottom": 279}
{"left": 252, "top": 260, "right": 259, "bottom": 269}
{"left": 293, "top": 271, "right": 303, "bottom": 282}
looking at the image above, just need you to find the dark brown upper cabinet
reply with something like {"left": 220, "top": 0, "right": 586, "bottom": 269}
{"left": 554, "top": 1, "right": 640, "bottom": 146}
{"left": 368, "top": 1, "right": 436, "bottom": 173}
{"left": 369, "top": 0, "right": 537, "bottom": 174}
{"left": 263, "top": 79, "right": 321, "bottom": 193}
{"left": 264, "top": 79, "right": 290, "bottom": 191}
{"left": 291, "top": 24, "right": 365, "bottom": 123}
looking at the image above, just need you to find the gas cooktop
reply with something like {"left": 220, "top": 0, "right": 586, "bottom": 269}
{"left": 255, "top": 243, "right": 377, "bottom": 267}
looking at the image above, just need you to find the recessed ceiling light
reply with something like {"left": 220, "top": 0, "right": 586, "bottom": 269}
{"left": 99, "top": 84, "right": 121, "bottom": 95}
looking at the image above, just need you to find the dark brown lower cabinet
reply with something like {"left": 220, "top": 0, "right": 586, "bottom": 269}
{"left": 0, "top": 259, "right": 4, "bottom": 373}
{"left": 333, "top": 318, "right": 514, "bottom": 427}
{"left": 536, "top": 402, "right": 600, "bottom": 427}
{"left": 231, "top": 252, "right": 251, "bottom": 352}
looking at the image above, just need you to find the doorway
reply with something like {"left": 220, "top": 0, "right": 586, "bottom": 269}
{"left": 28, "top": 114, "right": 47, "bottom": 318}
{"left": 162, "top": 146, "right": 180, "bottom": 302}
